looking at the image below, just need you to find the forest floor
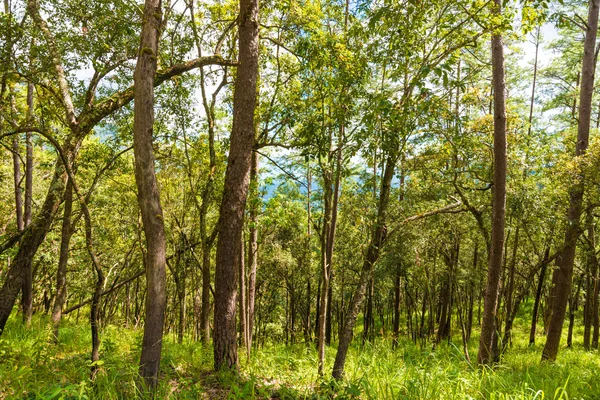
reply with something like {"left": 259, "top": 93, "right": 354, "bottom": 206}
{"left": 0, "top": 314, "right": 598, "bottom": 399}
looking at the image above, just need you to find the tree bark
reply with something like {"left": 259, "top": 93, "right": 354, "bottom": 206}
{"left": 530, "top": 248, "right": 549, "bottom": 345}
{"left": 213, "top": 0, "right": 259, "bottom": 371}
{"left": 0, "top": 158, "right": 67, "bottom": 334}
{"left": 567, "top": 276, "right": 582, "bottom": 348}
{"left": 247, "top": 150, "right": 259, "bottom": 354}
{"left": 25, "top": 81, "right": 34, "bottom": 227}
{"left": 239, "top": 233, "right": 248, "bottom": 350}
{"left": 51, "top": 179, "right": 74, "bottom": 342}
{"left": 133, "top": 0, "right": 168, "bottom": 388}
{"left": 477, "top": 0, "right": 507, "bottom": 365}
{"left": 584, "top": 213, "right": 596, "bottom": 349}
{"left": 542, "top": 0, "right": 599, "bottom": 362}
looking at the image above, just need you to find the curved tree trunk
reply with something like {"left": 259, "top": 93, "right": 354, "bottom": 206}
{"left": 0, "top": 158, "right": 67, "bottom": 334}
{"left": 332, "top": 155, "right": 395, "bottom": 379}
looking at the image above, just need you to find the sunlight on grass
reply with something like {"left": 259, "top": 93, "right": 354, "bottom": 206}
{"left": 0, "top": 314, "right": 598, "bottom": 399}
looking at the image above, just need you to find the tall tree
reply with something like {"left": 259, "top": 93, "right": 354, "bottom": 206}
{"left": 542, "top": 0, "right": 599, "bottom": 362}
{"left": 213, "top": 0, "right": 259, "bottom": 371}
{"left": 133, "top": 0, "right": 167, "bottom": 388}
{"left": 477, "top": 0, "right": 507, "bottom": 366}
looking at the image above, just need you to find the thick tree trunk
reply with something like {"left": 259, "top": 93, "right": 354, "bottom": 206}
{"left": 0, "top": 158, "right": 67, "bottom": 334}
{"left": 477, "top": 0, "right": 507, "bottom": 365}
{"left": 51, "top": 179, "right": 74, "bottom": 342}
{"left": 213, "top": 0, "right": 259, "bottom": 371}
{"left": 542, "top": 0, "right": 599, "bottom": 362}
{"left": 133, "top": 0, "right": 168, "bottom": 388}
{"left": 332, "top": 155, "right": 395, "bottom": 379}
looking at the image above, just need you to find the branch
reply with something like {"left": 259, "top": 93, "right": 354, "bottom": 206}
{"left": 0, "top": 227, "right": 29, "bottom": 255}
{"left": 27, "top": 0, "right": 78, "bottom": 129}
{"left": 256, "top": 150, "right": 307, "bottom": 188}
{"left": 261, "top": 36, "right": 302, "bottom": 59}
{"left": 401, "top": 201, "right": 464, "bottom": 224}
{"left": 63, "top": 269, "right": 144, "bottom": 314}
{"left": 78, "top": 55, "right": 237, "bottom": 134}
{"left": 385, "top": 201, "right": 465, "bottom": 239}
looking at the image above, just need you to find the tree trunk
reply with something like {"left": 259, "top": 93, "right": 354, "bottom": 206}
{"left": 502, "top": 226, "right": 519, "bottom": 351}
{"left": 247, "top": 150, "right": 259, "bottom": 354}
{"left": 529, "top": 248, "right": 549, "bottom": 345}
{"left": 213, "top": 0, "right": 259, "bottom": 371}
{"left": 25, "top": 81, "right": 34, "bottom": 227}
{"left": 0, "top": 158, "right": 67, "bottom": 334}
{"left": 477, "top": 0, "right": 507, "bottom": 365}
{"left": 332, "top": 155, "right": 395, "bottom": 379}
{"left": 133, "top": 0, "right": 168, "bottom": 388}
{"left": 201, "top": 234, "right": 212, "bottom": 345}
{"left": 542, "top": 0, "right": 599, "bottom": 362}
{"left": 584, "top": 213, "right": 596, "bottom": 349}
{"left": 239, "top": 233, "right": 248, "bottom": 350}
{"left": 51, "top": 179, "right": 74, "bottom": 342}
{"left": 393, "top": 269, "right": 401, "bottom": 347}
{"left": 567, "top": 276, "right": 582, "bottom": 348}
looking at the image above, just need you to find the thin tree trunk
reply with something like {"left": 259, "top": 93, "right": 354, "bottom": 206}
{"left": 133, "top": 0, "right": 167, "bottom": 388}
{"left": 213, "top": 0, "right": 259, "bottom": 371}
{"left": 247, "top": 150, "right": 259, "bottom": 355}
{"left": 51, "top": 179, "right": 74, "bottom": 342}
{"left": 527, "top": 27, "right": 540, "bottom": 138}
{"left": 304, "top": 164, "right": 312, "bottom": 346}
{"left": 22, "top": 81, "right": 34, "bottom": 325}
{"left": 239, "top": 233, "right": 248, "bottom": 350}
{"left": 393, "top": 268, "right": 401, "bottom": 347}
{"left": 584, "top": 213, "right": 596, "bottom": 349}
{"left": 25, "top": 82, "right": 34, "bottom": 227}
{"left": 567, "top": 276, "right": 582, "bottom": 348}
{"left": 12, "top": 136, "right": 23, "bottom": 233}
{"left": 529, "top": 248, "right": 549, "bottom": 345}
{"left": 502, "top": 226, "right": 519, "bottom": 351}
{"left": 543, "top": 0, "right": 599, "bottom": 362}
{"left": 332, "top": 155, "right": 395, "bottom": 379}
{"left": 477, "top": 0, "right": 507, "bottom": 365}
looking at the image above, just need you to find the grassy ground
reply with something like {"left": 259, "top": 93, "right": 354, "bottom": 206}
{"left": 0, "top": 315, "right": 598, "bottom": 399}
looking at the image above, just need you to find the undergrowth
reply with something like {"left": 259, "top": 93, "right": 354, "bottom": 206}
{"left": 0, "top": 314, "right": 598, "bottom": 399}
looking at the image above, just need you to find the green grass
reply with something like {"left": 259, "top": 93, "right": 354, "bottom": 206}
{"left": 0, "top": 314, "right": 598, "bottom": 399}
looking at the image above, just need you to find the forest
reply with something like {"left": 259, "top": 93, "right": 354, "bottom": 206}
{"left": 1, "top": 0, "right": 600, "bottom": 398}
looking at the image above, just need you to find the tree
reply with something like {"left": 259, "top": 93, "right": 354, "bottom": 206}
{"left": 542, "top": 0, "right": 600, "bottom": 362}
{"left": 133, "top": 0, "right": 167, "bottom": 389}
{"left": 477, "top": 0, "right": 507, "bottom": 365}
{"left": 213, "top": 0, "right": 259, "bottom": 371}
